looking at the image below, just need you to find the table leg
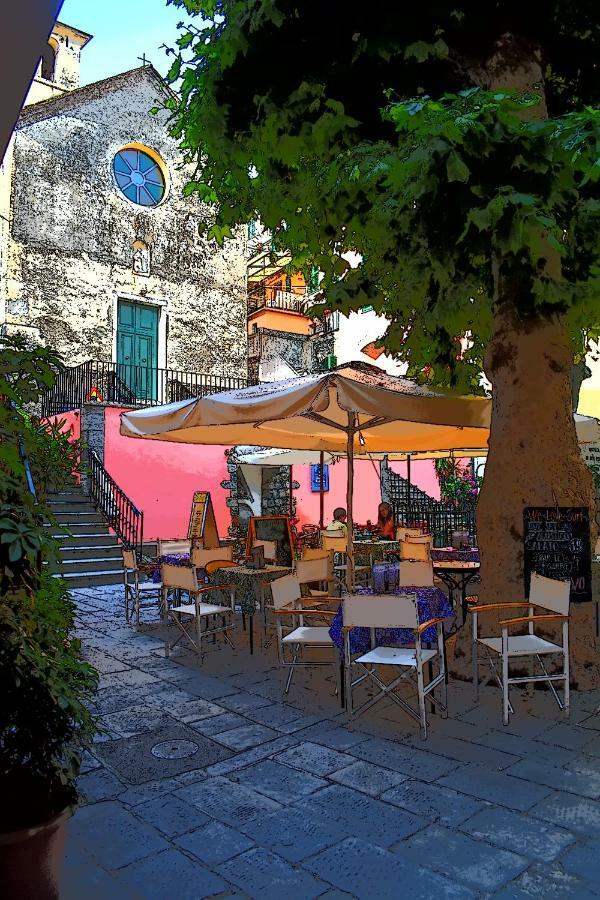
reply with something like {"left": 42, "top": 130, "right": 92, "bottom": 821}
{"left": 339, "top": 660, "right": 346, "bottom": 710}
{"left": 249, "top": 614, "right": 254, "bottom": 655}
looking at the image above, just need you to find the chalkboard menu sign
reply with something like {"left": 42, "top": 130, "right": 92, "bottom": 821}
{"left": 523, "top": 507, "right": 592, "bottom": 603}
{"left": 246, "top": 516, "right": 295, "bottom": 567}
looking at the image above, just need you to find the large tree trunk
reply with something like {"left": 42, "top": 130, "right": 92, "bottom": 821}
{"left": 449, "top": 304, "right": 599, "bottom": 688}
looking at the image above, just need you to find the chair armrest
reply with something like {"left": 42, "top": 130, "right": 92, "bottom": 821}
{"left": 273, "top": 607, "right": 337, "bottom": 619}
{"left": 198, "top": 584, "right": 235, "bottom": 593}
{"left": 415, "top": 617, "right": 445, "bottom": 634}
{"left": 469, "top": 603, "right": 531, "bottom": 613}
{"left": 500, "top": 614, "right": 570, "bottom": 626}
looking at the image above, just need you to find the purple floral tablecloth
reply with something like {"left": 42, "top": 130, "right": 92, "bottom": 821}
{"left": 431, "top": 547, "right": 480, "bottom": 563}
{"left": 329, "top": 586, "right": 454, "bottom": 655}
{"left": 149, "top": 554, "right": 206, "bottom": 584}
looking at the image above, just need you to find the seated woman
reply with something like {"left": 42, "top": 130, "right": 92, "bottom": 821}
{"left": 376, "top": 502, "right": 395, "bottom": 540}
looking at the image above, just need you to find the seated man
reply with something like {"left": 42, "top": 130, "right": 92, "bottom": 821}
{"left": 325, "top": 507, "right": 348, "bottom": 538}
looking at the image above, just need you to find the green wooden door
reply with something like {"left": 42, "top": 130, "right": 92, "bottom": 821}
{"left": 116, "top": 300, "right": 159, "bottom": 401}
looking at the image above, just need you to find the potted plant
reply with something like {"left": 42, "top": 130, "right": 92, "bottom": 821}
{"left": 0, "top": 337, "right": 97, "bottom": 898}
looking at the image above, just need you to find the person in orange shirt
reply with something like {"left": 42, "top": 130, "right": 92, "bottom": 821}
{"left": 376, "top": 502, "right": 395, "bottom": 540}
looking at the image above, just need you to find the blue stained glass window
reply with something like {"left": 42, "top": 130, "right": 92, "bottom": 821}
{"left": 113, "top": 148, "right": 165, "bottom": 207}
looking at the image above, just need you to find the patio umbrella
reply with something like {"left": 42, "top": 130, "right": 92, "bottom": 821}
{"left": 121, "top": 362, "right": 490, "bottom": 585}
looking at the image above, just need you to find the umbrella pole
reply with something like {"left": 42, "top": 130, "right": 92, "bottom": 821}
{"left": 319, "top": 450, "right": 324, "bottom": 531}
{"left": 406, "top": 453, "right": 412, "bottom": 525}
{"left": 346, "top": 412, "right": 355, "bottom": 591}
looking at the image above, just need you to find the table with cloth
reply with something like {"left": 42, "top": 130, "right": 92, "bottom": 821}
{"left": 210, "top": 564, "right": 292, "bottom": 653}
{"left": 329, "top": 585, "right": 454, "bottom": 655}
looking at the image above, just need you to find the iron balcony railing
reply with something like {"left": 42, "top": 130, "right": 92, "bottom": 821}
{"left": 41, "top": 360, "right": 247, "bottom": 416}
{"left": 392, "top": 497, "right": 478, "bottom": 547}
{"left": 247, "top": 282, "right": 309, "bottom": 315}
{"left": 312, "top": 310, "right": 340, "bottom": 334}
{"left": 88, "top": 450, "right": 143, "bottom": 555}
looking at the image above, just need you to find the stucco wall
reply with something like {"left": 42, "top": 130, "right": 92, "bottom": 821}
{"left": 2, "top": 69, "right": 247, "bottom": 378}
{"left": 103, "top": 408, "right": 232, "bottom": 541}
{"left": 292, "top": 459, "right": 382, "bottom": 529}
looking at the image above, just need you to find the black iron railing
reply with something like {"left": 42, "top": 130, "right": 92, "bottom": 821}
{"left": 312, "top": 311, "right": 340, "bottom": 334}
{"left": 88, "top": 451, "right": 143, "bottom": 555}
{"left": 393, "top": 497, "right": 478, "bottom": 547}
{"left": 41, "top": 360, "right": 247, "bottom": 416}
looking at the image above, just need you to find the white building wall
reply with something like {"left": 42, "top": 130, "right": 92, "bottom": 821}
{"left": 333, "top": 309, "right": 407, "bottom": 376}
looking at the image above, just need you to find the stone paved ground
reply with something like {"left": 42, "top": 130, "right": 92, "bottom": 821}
{"left": 63, "top": 584, "right": 600, "bottom": 899}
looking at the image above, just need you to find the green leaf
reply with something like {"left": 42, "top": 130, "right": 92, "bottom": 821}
{"left": 446, "top": 152, "right": 470, "bottom": 183}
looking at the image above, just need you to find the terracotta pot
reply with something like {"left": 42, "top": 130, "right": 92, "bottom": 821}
{"left": 0, "top": 806, "right": 71, "bottom": 899}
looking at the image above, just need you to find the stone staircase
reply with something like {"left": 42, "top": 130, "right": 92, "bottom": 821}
{"left": 46, "top": 483, "right": 124, "bottom": 588}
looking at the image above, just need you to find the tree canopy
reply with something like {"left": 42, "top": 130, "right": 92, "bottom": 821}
{"left": 163, "top": 1, "right": 600, "bottom": 390}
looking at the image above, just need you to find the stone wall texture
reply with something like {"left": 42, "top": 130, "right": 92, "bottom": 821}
{"left": 2, "top": 68, "right": 247, "bottom": 379}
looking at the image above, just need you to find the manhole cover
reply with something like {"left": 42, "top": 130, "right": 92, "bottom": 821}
{"left": 151, "top": 739, "right": 199, "bottom": 760}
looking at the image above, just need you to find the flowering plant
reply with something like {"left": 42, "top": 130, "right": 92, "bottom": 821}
{"left": 435, "top": 458, "right": 481, "bottom": 504}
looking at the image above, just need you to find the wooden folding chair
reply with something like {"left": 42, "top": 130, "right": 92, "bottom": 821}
{"left": 122, "top": 548, "right": 162, "bottom": 625}
{"left": 343, "top": 593, "right": 447, "bottom": 739}
{"left": 272, "top": 574, "right": 338, "bottom": 694}
{"left": 161, "top": 563, "right": 235, "bottom": 659}
{"left": 471, "top": 572, "right": 571, "bottom": 725}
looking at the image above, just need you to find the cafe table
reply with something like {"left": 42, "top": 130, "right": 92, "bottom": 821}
{"left": 210, "top": 563, "right": 292, "bottom": 654}
{"left": 431, "top": 559, "right": 480, "bottom": 622}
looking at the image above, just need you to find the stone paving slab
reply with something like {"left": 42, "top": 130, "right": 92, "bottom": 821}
{"left": 235, "top": 758, "right": 328, "bottom": 804}
{"left": 306, "top": 836, "right": 476, "bottom": 900}
{"left": 175, "top": 819, "right": 255, "bottom": 866}
{"left": 399, "top": 824, "right": 528, "bottom": 891}
{"left": 66, "top": 583, "right": 600, "bottom": 898}
{"left": 459, "top": 805, "right": 575, "bottom": 862}
{"left": 383, "top": 779, "right": 486, "bottom": 827}
{"left": 437, "top": 763, "right": 552, "bottom": 812}
{"left": 295, "top": 784, "right": 429, "bottom": 848}
{"left": 116, "top": 847, "right": 227, "bottom": 899}
{"left": 93, "top": 723, "right": 231, "bottom": 784}
{"left": 175, "top": 774, "right": 282, "bottom": 827}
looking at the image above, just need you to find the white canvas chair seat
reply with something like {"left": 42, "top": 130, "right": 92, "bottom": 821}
{"left": 272, "top": 574, "right": 339, "bottom": 695}
{"left": 343, "top": 593, "right": 447, "bottom": 739}
{"left": 479, "top": 635, "right": 561, "bottom": 657}
{"left": 161, "top": 562, "right": 235, "bottom": 660}
{"left": 138, "top": 580, "right": 162, "bottom": 592}
{"left": 471, "top": 571, "right": 571, "bottom": 726}
{"left": 282, "top": 625, "right": 333, "bottom": 645}
{"left": 170, "top": 601, "right": 231, "bottom": 618}
{"left": 356, "top": 646, "right": 438, "bottom": 667}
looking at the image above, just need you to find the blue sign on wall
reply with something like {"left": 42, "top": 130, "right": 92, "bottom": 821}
{"left": 310, "top": 463, "right": 329, "bottom": 492}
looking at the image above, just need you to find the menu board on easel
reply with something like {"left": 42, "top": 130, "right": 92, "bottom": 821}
{"left": 523, "top": 507, "right": 592, "bottom": 603}
{"left": 187, "top": 491, "right": 219, "bottom": 548}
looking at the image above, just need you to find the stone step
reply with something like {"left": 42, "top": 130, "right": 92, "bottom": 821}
{"left": 50, "top": 512, "right": 106, "bottom": 525}
{"left": 58, "top": 533, "right": 119, "bottom": 548}
{"left": 60, "top": 544, "right": 122, "bottom": 561}
{"left": 53, "top": 570, "right": 124, "bottom": 589}
{"left": 49, "top": 556, "right": 124, "bottom": 575}
{"left": 49, "top": 522, "right": 112, "bottom": 537}
{"left": 47, "top": 500, "right": 97, "bottom": 514}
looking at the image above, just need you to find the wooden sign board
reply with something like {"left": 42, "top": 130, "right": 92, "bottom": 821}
{"left": 523, "top": 507, "right": 592, "bottom": 603}
{"left": 187, "top": 491, "right": 219, "bottom": 549}
{"left": 246, "top": 515, "right": 295, "bottom": 567}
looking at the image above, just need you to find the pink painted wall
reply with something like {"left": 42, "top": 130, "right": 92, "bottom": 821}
{"left": 388, "top": 459, "right": 441, "bottom": 501}
{"left": 292, "top": 459, "right": 382, "bottom": 528}
{"left": 47, "top": 410, "right": 82, "bottom": 482}
{"left": 104, "top": 408, "right": 231, "bottom": 541}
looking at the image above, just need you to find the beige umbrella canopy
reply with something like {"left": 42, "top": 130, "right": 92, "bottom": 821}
{"left": 121, "top": 362, "right": 490, "bottom": 584}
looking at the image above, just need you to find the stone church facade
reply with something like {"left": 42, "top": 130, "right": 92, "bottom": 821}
{"left": 0, "top": 21, "right": 247, "bottom": 379}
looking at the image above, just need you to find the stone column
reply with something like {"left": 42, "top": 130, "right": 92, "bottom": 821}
{"left": 80, "top": 403, "right": 105, "bottom": 494}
